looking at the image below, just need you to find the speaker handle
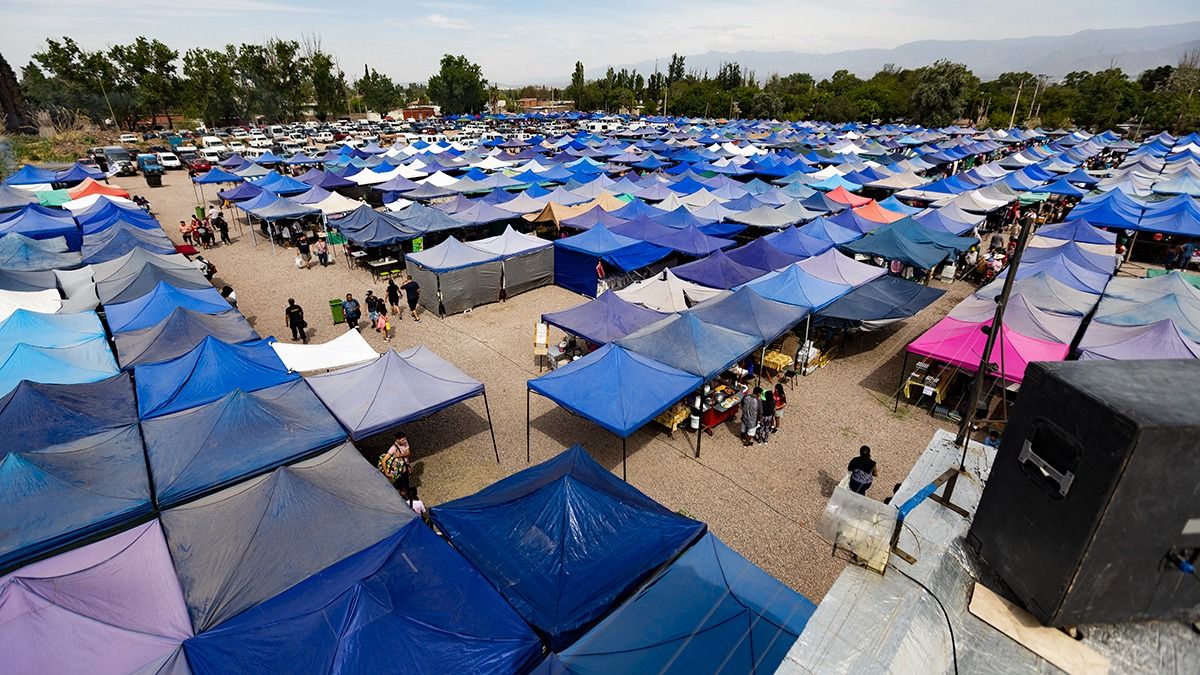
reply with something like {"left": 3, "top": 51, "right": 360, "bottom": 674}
{"left": 1018, "top": 439, "right": 1075, "bottom": 497}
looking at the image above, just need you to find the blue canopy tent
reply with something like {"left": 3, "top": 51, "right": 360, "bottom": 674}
{"left": 1036, "top": 218, "right": 1117, "bottom": 246}
{"left": 113, "top": 308, "right": 257, "bottom": 369}
{"left": 878, "top": 195, "right": 922, "bottom": 215}
{"left": 0, "top": 424, "right": 151, "bottom": 572}
{"left": 3, "top": 164, "right": 58, "bottom": 186}
{"left": 0, "top": 338, "right": 120, "bottom": 398}
{"left": 743, "top": 265, "right": 852, "bottom": 311}
{"left": 104, "top": 282, "right": 231, "bottom": 334}
{"left": 0, "top": 185, "right": 38, "bottom": 212}
{"left": 651, "top": 225, "right": 735, "bottom": 258}
{"left": 616, "top": 312, "right": 761, "bottom": 387}
{"left": 1040, "top": 178, "right": 1087, "bottom": 197}
{"left": 192, "top": 168, "right": 244, "bottom": 185}
{"left": 305, "top": 347, "right": 496, "bottom": 459}
{"left": 541, "top": 290, "right": 669, "bottom": 345}
{"left": 725, "top": 237, "right": 805, "bottom": 272}
{"left": 554, "top": 225, "right": 671, "bottom": 297}
{"left": 1065, "top": 190, "right": 1143, "bottom": 229}
{"left": 526, "top": 343, "right": 702, "bottom": 472}
{"left": 133, "top": 337, "right": 298, "bottom": 419}
{"left": 81, "top": 225, "right": 176, "bottom": 264}
{"left": 0, "top": 204, "right": 81, "bottom": 250}
{"left": 688, "top": 287, "right": 809, "bottom": 345}
{"left": 0, "top": 373, "right": 134, "bottom": 453}
{"left": 764, "top": 227, "right": 836, "bottom": 258}
{"left": 331, "top": 204, "right": 421, "bottom": 247}
{"left": 672, "top": 249, "right": 769, "bottom": 289}
{"left": 159, "top": 443, "right": 417, "bottom": 632}
{"left": 96, "top": 261, "right": 209, "bottom": 305}
{"left": 560, "top": 205, "right": 629, "bottom": 231}
{"left": 797, "top": 217, "right": 863, "bottom": 245}
{"left": 430, "top": 445, "right": 706, "bottom": 649}
{"left": 140, "top": 379, "right": 347, "bottom": 507}
{"left": 539, "top": 533, "right": 816, "bottom": 675}
{"left": 609, "top": 215, "right": 678, "bottom": 242}
{"left": 842, "top": 219, "right": 969, "bottom": 270}
{"left": 77, "top": 209, "right": 159, "bottom": 235}
{"left": 0, "top": 309, "right": 105, "bottom": 352}
{"left": 216, "top": 181, "right": 263, "bottom": 202}
{"left": 181, "top": 520, "right": 544, "bottom": 675}
{"left": 815, "top": 275, "right": 947, "bottom": 329}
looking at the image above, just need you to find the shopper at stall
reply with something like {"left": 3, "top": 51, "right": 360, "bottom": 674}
{"left": 740, "top": 386, "right": 761, "bottom": 447}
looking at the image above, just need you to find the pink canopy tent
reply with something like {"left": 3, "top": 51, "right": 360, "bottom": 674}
{"left": 906, "top": 316, "right": 1068, "bottom": 384}
{"left": 0, "top": 521, "right": 193, "bottom": 674}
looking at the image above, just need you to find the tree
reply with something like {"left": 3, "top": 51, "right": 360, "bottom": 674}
{"left": 667, "top": 53, "right": 685, "bottom": 86}
{"left": 427, "top": 54, "right": 487, "bottom": 115}
{"left": 181, "top": 47, "right": 239, "bottom": 126}
{"left": 110, "top": 37, "right": 179, "bottom": 128}
{"left": 0, "top": 51, "right": 28, "bottom": 132}
{"left": 748, "top": 91, "right": 783, "bottom": 119}
{"left": 909, "top": 60, "right": 975, "bottom": 126}
{"left": 567, "top": 61, "right": 585, "bottom": 107}
{"left": 355, "top": 67, "right": 399, "bottom": 114}
{"left": 308, "top": 51, "right": 346, "bottom": 121}
{"left": 1073, "top": 68, "right": 1137, "bottom": 130}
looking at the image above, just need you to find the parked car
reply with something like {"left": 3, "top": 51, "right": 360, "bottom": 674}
{"left": 119, "top": 133, "right": 139, "bottom": 144}
{"left": 97, "top": 146, "right": 137, "bottom": 175}
{"left": 198, "top": 148, "right": 222, "bottom": 164}
{"left": 137, "top": 153, "right": 164, "bottom": 174}
{"left": 228, "top": 141, "right": 246, "bottom": 152}
{"left": 314, "top": 131, "right": 334, "bottom": 143}
{"left": 180, "top": 152, "right": 211, "bottom": 173}
{"left": 157, "top": 152, "right": 183, "bottom": 170}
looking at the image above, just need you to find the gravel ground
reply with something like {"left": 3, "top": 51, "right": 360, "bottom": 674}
{"left": 119, "top": 172, "right": 974, "bottom": 601}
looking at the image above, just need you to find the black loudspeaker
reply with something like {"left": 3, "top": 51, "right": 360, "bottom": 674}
{"left": 967, "top": 359, "right": 1200, "bottom": 626}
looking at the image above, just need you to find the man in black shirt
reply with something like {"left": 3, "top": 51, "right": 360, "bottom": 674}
{"left": 400, "top": 275, "right": 421, "bottom": 323}
{"left": 285, "top": 298, "right": 307, "bottom": 343}
{"left": 847, "top": 445, "right": 878, "bottom": 495}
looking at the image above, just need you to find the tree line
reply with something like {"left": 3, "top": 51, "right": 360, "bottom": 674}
{"left": 548, "top": 51, "right": 1200, "bottom": 133}
{"left": 12, "top": 36, "right": 491, "bottom": 130}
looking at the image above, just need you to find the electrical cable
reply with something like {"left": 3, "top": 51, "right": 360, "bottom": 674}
{"left": 889, "top": 563, "right": 959, "bottom": 675}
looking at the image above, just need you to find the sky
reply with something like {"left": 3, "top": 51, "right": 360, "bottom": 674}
{"left": 2, "top": 0, "right": 1199, "bottom": 85}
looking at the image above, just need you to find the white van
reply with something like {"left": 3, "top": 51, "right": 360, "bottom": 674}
{"left": 199, "top": 136, "right": 227, "bottom": 153}
{"left": 248, "top": 134, "right": 271, "bottom": 148}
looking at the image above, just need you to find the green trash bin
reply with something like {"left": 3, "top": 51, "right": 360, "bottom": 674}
{"left": 329, "top": 298, "right": 345, "bottom": 325}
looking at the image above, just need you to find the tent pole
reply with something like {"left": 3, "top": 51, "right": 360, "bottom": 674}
{"left": 695, "top": 385, "right": 705, "bottom": 459}
{"left": 895, "top": 352, "right": 908, "bottom": 412}
{"left": 622, "top": 437, "right": 627, "bottom": 481}
{"left": 794, "top": 315, "right": 811, "bottom": 390}
{"left": 525, "top": 388, "right": 531, "bottom": 463}
{"left": 756, "top": 345, "right": 765, "bottom": 388}
{"left": 483, "top": 390, "right": 500, "bottom": 464}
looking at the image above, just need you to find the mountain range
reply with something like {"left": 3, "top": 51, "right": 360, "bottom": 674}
{"left": 557, "top": 22, "right": 1200, "bottom": 85}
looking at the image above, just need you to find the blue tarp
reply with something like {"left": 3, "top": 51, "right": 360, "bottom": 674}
{"left": 673, "top": 249, "right": 769, "bottom": 289}
{"left": 160, "top": 443, "right": 416, "bottom": 632}
{"left": 815, "top": 275, "right": 947, "bottom": 327}
{"left": 105, "top": 282, "right": 232, "bottom": 334}
{"left": 528, "top": 343, "right": 701, "bottom": 437}
{"left": 140, "top": 379, "right": 346, "bottom": 507}
{"left": 541, "top": 290, "right": 669, "bottom": 345}
{"left": 0, "top": 373, "right": 135, "bottom": 452}
{"left": 689, "top": 287, "right": 809, "bottom": 342}
{"left": 182, "top": 519, "right": 544, "bottom": 674}
{"left": 431, "top": 445, "right": 706, "bottom": 650}
{"left": 0, "top": 424, "right": 152, "bottom": 572}
{"left": 617, "top": 313, "right": 762, "bottom": 380}
{"left": 543, "top": 533, "right": 816, "bottom": 675}
{"left": 0, "top": 204, "right": 81, "bottom": 250}
{"left": 133, "top": 337, "right": 298, "bottom": 419}
{"left": 305, "top": 347, "right": 484, "bottom": 441}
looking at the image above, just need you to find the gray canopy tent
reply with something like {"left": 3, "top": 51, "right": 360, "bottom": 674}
{"left": 405, "top": 237, "right": 503, "bottom": 316}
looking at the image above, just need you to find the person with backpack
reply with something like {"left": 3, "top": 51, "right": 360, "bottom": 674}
{"left": 847, "top": 446, "right": 879, "bottom": 495}
{"left": 214, "top": 213, "right": 231, "bottom": 245}
{"left": 285, "top": 298, "right": 308, "bottom": 343}
{"left": 376, "top": 432, "right": 412, "bottom": 492}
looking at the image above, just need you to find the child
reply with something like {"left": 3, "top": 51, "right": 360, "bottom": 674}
{"left": 772, "top": 383, "right": 786, "bottom": 432}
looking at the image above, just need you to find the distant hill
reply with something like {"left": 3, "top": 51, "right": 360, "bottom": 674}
{"left": 552, "top": 22, "right": 1200, "bottom": 84}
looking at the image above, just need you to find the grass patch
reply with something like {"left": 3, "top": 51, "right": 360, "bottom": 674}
{"left": 0, "top": 131, "right": 109, "bottom": 178}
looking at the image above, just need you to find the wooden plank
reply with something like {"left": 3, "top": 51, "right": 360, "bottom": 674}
{"left": 969, "top": 582, "right": 1109, "bottom": 675}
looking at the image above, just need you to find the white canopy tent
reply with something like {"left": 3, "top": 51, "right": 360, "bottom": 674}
{"left": 270, "top": 327, "right": 380, "bottom": 373}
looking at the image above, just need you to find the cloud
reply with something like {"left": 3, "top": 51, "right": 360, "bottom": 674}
{"left": 424, "top": 13, "right": 471, "bottom": 30}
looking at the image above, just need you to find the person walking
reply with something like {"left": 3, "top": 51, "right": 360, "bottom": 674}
{"left": 400, "top": 275, "right": 421, "bottom": 322}
{"left": 365, "top": 290, "right": 382, "bottom": 332}
{"left": 296, "top": 234, "right": 312, "bottom": 269}
{"left": 314, "top": 237, "right": 329, "bottom": 267}
{"left": 386, "top": 278, "right": 401, "bottom": 316}
{"left": 342, "top": 293, "right": 362, "bottom": 330}
{"left": 401, "top": 486, "right": 428, "bottom": 519}
{"left": 847, "top": 445, "right": 878, "bottom": 495}
{"left": 220, "top": 286, "right": 237, "bottom": 309}
{"left": 285, "top": 298, "right": 308, "bottom": 343}
{"left": 179, "top": 220, "right": 193, "bottom": 246}
{"left": 740, "top": 386, "right": 761, "bottom": 447}
{"left": 756, "top": 386, "right": 775, "bottom": 444}
{"left": 214, "top": 213, "right": 231, "bottom": 245}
